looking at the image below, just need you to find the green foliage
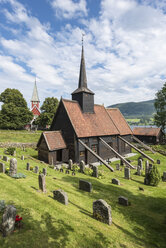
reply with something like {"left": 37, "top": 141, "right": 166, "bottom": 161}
{"left": 36, "top": 97, "right": 59, "bottom": 128}
{"left": 5, "top": 147, "right": 16, "bottom": 155}
{"left": 154, "top": 82, "right": 166, "bottom": 131}
{"left": 0, "top": 200, "right": 5, "bottom": 212}
{"left": 0, "top": 88, "right": 33, "bottom": 130}
{"left": 72, "top": 164, "right": 79, "bottom": 172}
{"left": 147, "top": 165, "right": 160, "bottom": 186}
{"left": 10, "top": 173, "right": 26, "bottom": 179}
{"left": 84, "top": 167, "right": 93, "bottom": 176}
{"left": 98, "top": 170, "right": 105, "bottom": 179}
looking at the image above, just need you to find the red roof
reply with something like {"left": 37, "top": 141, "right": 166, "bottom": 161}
{"left": 133, "top": 127, "right": 161, "bottom": 137}
{"left": 106, "top": 108, "right": 132, "bottom": 135}
{"left": 43, "top": 131, "right": 66, "bottom": 151}
{"left": 63, "top": 99, "right": 119, "bottom": 138}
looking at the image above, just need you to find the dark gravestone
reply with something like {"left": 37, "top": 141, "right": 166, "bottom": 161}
{"left": 124, "top": 167, "right": 130, "bottom": 179}
{"left": 38, "top": 174, "right": 46, "bottom": 192}
{"left": 120, "top": 160, "right": 124, "bottom": 166}
{"left": 60, "top": 168, "right": 63, "bottom": 173}
{"left": 93, "top": 199, "right": 112, "bottom": 225}
{"left": 112, "top": 178, "right": 120, "bottom": 185}
{"left": 92, "top": 165, "right": 98, "bottom": 178}
{"left": 53, "top": 189, "right": 68, "bottom": 205}
{"left": 118, "top": 196, "right": 129, "bottom": 206}
{"left": 9, "top": 158, "right": 17, "bottom": 176}
{"left": 72, "top": 171, "right": 75, "bottom": 176}
{"left": 80, "top": 160, "right": 85, "bottom": 173}
{"left": 68, "top": 159, "right": 73, "bottom": 170}
{"left": 21, "top": 155, "right": 24, "bottom": 161}
{"left": 1, "top": 205, "right": 16, "bottom": 237}
{"left": 79, "top": 179, "right": 92, "bottom": 192}
{"left": 26, "top": 163, "right": 30, "bottom": 171}
{"left": 43, "top": 168, "right": 47, "bottom": 175}
{"left": 138, "top": 159, "right": 143, "bottom": 170}
{"left": 3, "top": 156, "right": 9, "bottom": 162}
{"left": 0, "top": 163, "right": 5, "bottom": 173}
{"left": 65, "top": 169, "right": 70, "bottom": 174}
{"left": 157, "top": 159, "right": 160, "bottom": 164}
{"left": 34, "top": 166, "right": 39, "bottom": 173}
{"left": 162, "top": 172, "right": 166, "bottom": 182}
{"left": 116, "top": 164, "right": 120, "bottom": 170}
{"left": 137, "top": 166, "right": 141, "bottom": 176}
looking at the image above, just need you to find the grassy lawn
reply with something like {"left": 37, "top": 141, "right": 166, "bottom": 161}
{"left": 126, "top": 119, "right": 140, "bottom": 123}
{"left": 0, "top": 130, "right": 42, "bottom": 143}
{"left": 0, "top": 147, "right": 166, "bottom": 248}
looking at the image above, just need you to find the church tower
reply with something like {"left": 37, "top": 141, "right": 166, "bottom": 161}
{"left": 31, "top": 79, "right": 40, "bottom": 118}
{"left": 72, "top": 42, "right": 94, "bottom": 113}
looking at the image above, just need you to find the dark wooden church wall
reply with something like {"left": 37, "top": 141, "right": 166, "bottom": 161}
{"left": 118, "top": 135, "right": 132, "bottom": 155}
{"left": 50, "top": 102, "right": 75, "bottom": 161}
{"left": 38, "top": 136, "right": 49, "bottom": 163}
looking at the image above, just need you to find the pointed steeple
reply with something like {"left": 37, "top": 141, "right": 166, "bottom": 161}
{"left": 72, "top": 37, "right": 94, "bottom": 113}
{"left": 31, "top": 78, "right": 40, "bottom": 102}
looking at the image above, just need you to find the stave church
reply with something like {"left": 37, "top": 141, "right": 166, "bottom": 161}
{"left": 37, "top": 44, "right": 133, "bottom": 165}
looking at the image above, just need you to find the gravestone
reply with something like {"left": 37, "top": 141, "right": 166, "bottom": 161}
{"left": 34, "top": 166, "right": 39, "bottom": 173}
{"left": 1, "top": 205, "right": 16, "bottom": 237}
{"left": 138, "top": 159, "right": 143, "bottom": 170}
{"left": 0, "top": 155, "right": 2, "bottom": 159}
{"left": 9, "top": 158, "right": 17, "bottom": 176}
{"left": 79, "top": 179, "right": 92, "bottom": 192}
{"left": 116, "top": 164, "right": 120, "bottom": 170}
{"left": 162, "top": 172, "right": 166, "bottom": 182}
{"left": 118, "top": 196, "right": 129, "bottom": 206}
{"left": 3, "top": 156, "right": 9, "bottom": 162}
{"left": 137, "top": 166, "right": 141, "bottom": 176}
{"left": 65, "top": 169, "right": 70, "bottom": 174}
{"left": 120, "top": 160, "right": 124, "bottom": 166}
{"left": 43, "top": 168, "right": 47, "bottom": 175}
{"left": 145, "top": 160, "right": 149, "bottom": 175}
{"left": 68, "top": 159, "right": 73, "bottom": 170}
{"left": 38, "top": 174, "right": 46, "bottom": 192}
{"left": 26, "top": 163, "right": 30, "bottom": 171}
{"left": 157, "top": 159, "right": 160, "bottom": 164}
{"left": 124, "top": 167, "right": 130, "bottom": 179}
{"left": 93, "top": 199, "right": 112, "bottom": 225}
{"left": 92, "top": 165, "right": 98, "bottom": 178}
{"left": 21, "top": 155, "right": 24, "bottom": 161}
{"left": 53, "top": 189, "right": 68, "bottom": 205}
{"left": 0, "top": 162, "right": 5, "bottom": 173}
{"left": 13, "top": 151, "right": 16, "bottom": 156}
{"left": 80, "top": 160, "right": 85, "bottom": 173}
{"left": 112, "top": 178, "right": 120, "bottom": 185}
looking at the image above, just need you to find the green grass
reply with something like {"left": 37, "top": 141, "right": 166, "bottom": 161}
{"left": 0, "top": 147, "right": 166, "bottom": 248}
{"left": 126, "top": 119, "right": 140, "bottom": 122}
{"left": 0, "top": 130, "right": 42, "bottom": 143}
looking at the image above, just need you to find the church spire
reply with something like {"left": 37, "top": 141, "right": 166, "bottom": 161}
{"left": 31, "top": 78, "right": 40, "bottom": 102}
{"left": 78, "top": 35, "right": 87, "bottom": 89}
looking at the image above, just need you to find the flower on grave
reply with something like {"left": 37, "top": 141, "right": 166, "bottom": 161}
{"left": 15, "top": 215, "right": 22, "bottom": 222}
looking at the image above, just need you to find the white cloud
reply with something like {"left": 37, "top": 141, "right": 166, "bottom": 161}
{"left": 50, "top": 0, "right": 87, "bottom": 19}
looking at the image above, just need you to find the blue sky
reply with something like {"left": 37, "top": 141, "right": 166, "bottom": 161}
{"left": 0, "top": 0, "right": 166, "bottom": 108}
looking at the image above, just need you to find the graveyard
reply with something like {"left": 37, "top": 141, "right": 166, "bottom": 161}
{"left": 0, "top": 132, "right": 166, "bottom": 248}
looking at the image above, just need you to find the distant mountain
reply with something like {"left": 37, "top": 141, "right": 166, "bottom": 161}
{"left": 107, "top": 99, "right": 155, "bottom": 118}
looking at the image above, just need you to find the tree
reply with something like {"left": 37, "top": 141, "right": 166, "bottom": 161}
{"left": 0, "top": 88, "right": 33, "bottom": 130}
{"left": 154, "top": 83, "right": 166, "bottom": 131}
{"left": 36, "top": 97, "right": 59, "bottom": 128}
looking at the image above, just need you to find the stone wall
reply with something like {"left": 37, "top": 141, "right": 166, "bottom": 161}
{"left": 0, "top": 142, "right": 36, "bottom": 148}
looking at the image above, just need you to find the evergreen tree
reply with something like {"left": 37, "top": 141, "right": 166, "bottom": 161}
{"left": 36, "top": 97, "right": 59, "bottom": 128}
{"left": 154, "top": 83, "right": 166, "bottom": 131}
{"left": 0, "top": 88, "right": 33, "bottom": 130}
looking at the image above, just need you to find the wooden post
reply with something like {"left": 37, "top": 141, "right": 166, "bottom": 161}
{"left": 118, "top": 136, "right": 154, "bottom": 163}
{"left": 99, "top": 138, "right": 135, "bottom": 169}
{"left": 132, "top": 135, "right": 156, "bottom": 154}
{"left": 78, "top": 139, "right": 114, "bottom": 172}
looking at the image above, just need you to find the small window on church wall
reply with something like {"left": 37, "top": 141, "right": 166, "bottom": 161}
{"left": 91, "top": 144, "right": 98, "bottom": 153}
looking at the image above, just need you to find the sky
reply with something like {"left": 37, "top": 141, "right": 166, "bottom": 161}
{"left": 0, "top": 0, "right": 166, "bottom": 108}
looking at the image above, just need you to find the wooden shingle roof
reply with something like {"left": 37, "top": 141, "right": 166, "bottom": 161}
{"left": 42, "top": 131, "right": 66, "bottom": 151}
{"left": 106, "top": 108, "right": 132, "bottom": 135}
{"left": 63, "top": 99, "right": 119, "bottom": 138}
{"left": 133, "top": 127, "right": 161, "bottom": 137}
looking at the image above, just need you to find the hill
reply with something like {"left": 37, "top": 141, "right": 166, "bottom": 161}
{"left": 108, "top": 99, "right": 155, "bottom": 118}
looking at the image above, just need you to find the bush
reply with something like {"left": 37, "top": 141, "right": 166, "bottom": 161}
{"left": 30, "top": 166, "right": 34, "bottom": 171}
{"left": 72, "top": 164, "right": 79, "bottom": 172}
{"left": 5, "top": 167, "right": 9, "bottom": 174}
{"left": 146, "top": 165, "right": 160, "bottom": 186}
{"left": 5, "top": 147, "right": 16, "bottom": 155}
{"left": 84, "top": 167, "right": 93, "bottom": 176}
{"left": 98, "top": 170, "right": 105, "bottom": 179}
